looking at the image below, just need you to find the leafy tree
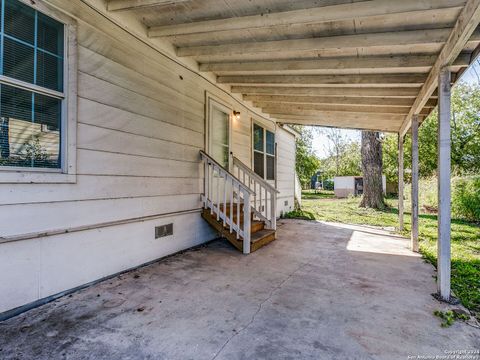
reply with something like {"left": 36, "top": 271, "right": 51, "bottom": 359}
{"left": 321, "top": 141, "right": 361, "bottom": 179}
{"left": 383, "top": 82, "right": 480, "bottom": 183}
{"left": 290, "top": 125, "right": 321, "bottom": 189}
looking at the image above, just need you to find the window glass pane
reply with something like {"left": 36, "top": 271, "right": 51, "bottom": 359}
{"left": 254, "top": 151, "right": 264, "bottom": 178}
{"left": 4, "top": 0, "right": 35, "bottom": 45}
{"left": 3, "top": 37, "right": 35, "bottom": 83}
{"left": 37, "top": 50, "right": 63, "bottom": 91}
{"left": 210, "top": 106, "right": 229, "bottom": 167}
{"left": 266, "top": 155, "right": 275, "bottom": 180}
{"left": 254, "top": 124, "right": 263, "bottom": 152}
{"left": 266, "top": 130, "right": 275, "bottom": 155}
{"left": 0, "top": 84, "right": 60, "bottom": 168}
{"left": 37, "top": 12, "right": 64, "bottom": 56}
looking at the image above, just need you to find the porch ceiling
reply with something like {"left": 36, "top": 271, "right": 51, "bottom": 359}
{"left": 106, "top": 0, "right": 480, "bottom": 133}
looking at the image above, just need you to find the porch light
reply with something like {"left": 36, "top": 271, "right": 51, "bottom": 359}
{"left": 233, "top": 111, "right": 241, "bottom": 120}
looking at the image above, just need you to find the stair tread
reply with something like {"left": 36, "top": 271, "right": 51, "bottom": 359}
{"left": 250, "top": 229, "right": 276, "bottom": 244}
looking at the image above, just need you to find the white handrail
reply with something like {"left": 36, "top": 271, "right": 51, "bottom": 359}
{"left": 200, "top": 151, "right": 252, "bottom": 254}
{"left": 231, "top": 153, "right": 278, "bottom": 231}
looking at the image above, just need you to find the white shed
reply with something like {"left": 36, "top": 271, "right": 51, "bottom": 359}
{"left": 334, "top": 176, "right": 386, "bottom": 198}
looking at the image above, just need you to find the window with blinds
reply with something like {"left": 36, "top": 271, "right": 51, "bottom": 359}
{"left": 0, "top": 0, "right": 64, "bottom": 169}
{"left": 253, "top": 123, "right": 275, "bottom": 181}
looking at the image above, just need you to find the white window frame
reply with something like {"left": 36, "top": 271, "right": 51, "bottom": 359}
{"left": 205, "top": 92, "right": 232, "bottom": 170}
{"left": 252, "top": 120, "right": 276, "bottom": 181}
{"left": 0, "top": 0, "right": 77, "bottom": 184}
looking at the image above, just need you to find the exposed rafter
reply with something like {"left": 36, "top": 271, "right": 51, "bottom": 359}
{"left": 148, "top": 0, "right": 465, "bottom": 37}
{"left": 401, "top": 0, "right": 480, "bottom": 136}
{"left": 177, "top": 28, "right": 454, "bottom": 58}
{"left": 199, "top": 53, "right": 471, "bottom": 75}
{"left": 231, "top": 86, "right": 425, "bottom": 98}
{"left": 259, "top": 103, "right": 430, "bottom": 116}
{"left": 107, "top": 0, "right": 188, "bottom": 12}
{"left": 244, "top": 95, "right": 437, "bottom": 108}
{"left": 217, "top": 74, "right": 427, "bottom": 87}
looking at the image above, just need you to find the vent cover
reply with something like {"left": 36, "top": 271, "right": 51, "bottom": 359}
{"left": 155, "top": 223, "right": 173, "bottom": 238}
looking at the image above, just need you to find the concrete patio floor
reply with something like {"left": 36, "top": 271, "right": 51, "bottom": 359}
{"left": 1, "top": 219, "right": 479, "bottom": 360}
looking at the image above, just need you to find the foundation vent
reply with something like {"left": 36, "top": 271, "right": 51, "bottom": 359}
{"left": 155, "top": 224, "right": 173, "bottom": 238}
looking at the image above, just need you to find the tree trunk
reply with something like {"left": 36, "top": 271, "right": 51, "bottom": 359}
{"left": 360, "top": 131, "right": 385, "bottom": 209}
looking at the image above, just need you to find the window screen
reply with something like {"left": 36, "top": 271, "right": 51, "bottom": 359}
{"left": 0, "top": 0, "right": 64, "bottom": 169}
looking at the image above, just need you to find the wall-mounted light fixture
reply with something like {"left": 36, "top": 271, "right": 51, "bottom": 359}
{"left": 233, "top": 111, "right": 241, "bottom": 121}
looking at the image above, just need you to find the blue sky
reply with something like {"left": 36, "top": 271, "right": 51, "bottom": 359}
{"left": 311, "top": 59, "right": 480, "bottom": 159}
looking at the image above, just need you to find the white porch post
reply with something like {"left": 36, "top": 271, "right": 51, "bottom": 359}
{"left": 398, "top": 134, "right": 404, "bottom": 231}
{"left": 411, "top": 115, "right": 419, "bottom": 252}
{"left": 437, "top": 67, "right": 452, "bottom": 300}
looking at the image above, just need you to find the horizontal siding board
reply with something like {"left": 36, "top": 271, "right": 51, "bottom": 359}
{"left": 78, "top": 45, "right": 204, "bottom": 117}
{"left": 77, "top": 149, "right": 202, "bottom": 178}
{"left": 0, "top": 194, "right": 202, "bottom": 237}
{"left": 78, "top": 72, "right": 204, "bottom": 134}
{"left": 77, "top": 25, "right": 205, "bottom": 104}
{"left": 77, "top": 123, "right": 200, "bottom": 162}
{"left": 0, "top": 176, "right": 202, "bottom": 206}
{"left": 78, "top": 98, "right": 204, "bottom": 149}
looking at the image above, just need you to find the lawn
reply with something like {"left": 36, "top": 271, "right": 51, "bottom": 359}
{"left": 285, "top": 191, "right": 480, "bottom": 319}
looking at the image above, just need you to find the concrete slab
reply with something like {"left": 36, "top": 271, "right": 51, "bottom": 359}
{"left": 1, "top": 219, "right": 478, "bottom": 359}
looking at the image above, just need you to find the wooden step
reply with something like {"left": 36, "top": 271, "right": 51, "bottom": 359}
{"left": 201, "top": 209, "right": 275, "bottom": 253}
{"left": 250, "top": 229, "right": 276, "bottom": 252}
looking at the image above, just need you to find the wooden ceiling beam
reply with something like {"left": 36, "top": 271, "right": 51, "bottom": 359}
{"left": 218, "top": 74, "right": 427, "bottom": 87}
{"left": 177, "top": 28, "right": 457, "bottom": 58}
{"left": 259, "top": 104, "right": 430, "bottom": 115}
{"left": 271, "top": 113, "right": 404, "bottom": 132}
{"left": 200, "top": 53, "right": 471, "bottom": 74}
{"left": 232, "top": 86, "right": 426, "bottom": 98}
{"left": 107, "top": 0, "right": 188, "bottom": 12}
{"left": 148, "top": 0, "right": 465, "bottom": 37}
{"left": 244, "top": 95, "right": 437, "bottom": 107}
{"left": 401, "top": 0, "right": 480, "bottom": 136}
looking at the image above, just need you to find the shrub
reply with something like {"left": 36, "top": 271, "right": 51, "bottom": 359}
{"left": 452, "top": 176, "right": 480, "bottom": 223}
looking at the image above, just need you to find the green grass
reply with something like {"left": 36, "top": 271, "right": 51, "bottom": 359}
{"left": 287, "top": 193, "right": 480, "bottom": 319}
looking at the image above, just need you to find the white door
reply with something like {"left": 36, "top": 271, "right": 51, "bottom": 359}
{"left": 208, "top": 100, "right": 231, "bottom": 168}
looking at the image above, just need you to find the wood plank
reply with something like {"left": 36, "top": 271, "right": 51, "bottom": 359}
{"left": 218, "top": 74, "right": 427, "bottom": 87}
{"left": 411, "top": 115, "right": 420, "bottom": 252}
{"left": 245, "top": 95, "right": 437, "bottom": 107}
{"left": 107, "top": 0, "right": 188, "bottom": 12}
{"left": 260, "top": 103, "right": 430, "bottom": 115}
{"left": 401, "top": 0, "right": 480, "bottom": 136}
{"left": 233, "top": 86, "right": 424, "bottom": 98}
{"left": 0, "top": 194, "right": 202, "bottom": 237}
{"left": 77, "top": 123, "right": 201, "bottom": 163}
{"left": 0, "top": 175, "right": 202, "bottom": 206}
{"left": 272, "top": 115, "right": 402, "bottom": 132}
{"left": 200, "top": 53, "right": 471, "bottom": 74}
{"left": 149, "top": 0, "right": 465, "bottom": 37}
{"left": 177, "top": 28, "right": 454, "bottom": 57}
{"left": 77, "top": 149, "right": 201, "bottom": 178}
{"left": 437, "top": 68, "right": 452, "bottom": 300}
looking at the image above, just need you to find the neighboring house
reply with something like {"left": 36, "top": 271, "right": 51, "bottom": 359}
{"left": 0, "top": 0, "right": 297, "bottom": 316}
{"left": 334, "top": 175, "right": 386, "bottom": 198}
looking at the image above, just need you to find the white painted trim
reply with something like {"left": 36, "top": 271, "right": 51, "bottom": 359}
{"left": 0, "top": 208, "right": 203, "bottom": 244}
{"left": 0, "top": 0, "right": 78, "bottom": 184}
{"left": 251, "top": 120, "right": 276, "bottom": 181}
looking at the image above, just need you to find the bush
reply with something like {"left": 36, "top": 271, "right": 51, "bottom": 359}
{"left": 323, "top": 179, "right": 334, "bottom": 191}
{"left": 452, "top": 176, "right": 480, "bottom": 223}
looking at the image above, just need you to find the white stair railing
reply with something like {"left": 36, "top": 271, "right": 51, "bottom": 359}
{"left": 231, "top": 153, "right": 279, "bottom": 230}
{"left": 200, "top": 151, "right": 253, "bottom": 254}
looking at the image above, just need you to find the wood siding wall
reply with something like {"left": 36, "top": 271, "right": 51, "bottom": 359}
{"left": 0, "top": 0, "right": 295, "bottom": 314}
{"left": 276, "top": 127, "right": 296, "bottom": 216}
